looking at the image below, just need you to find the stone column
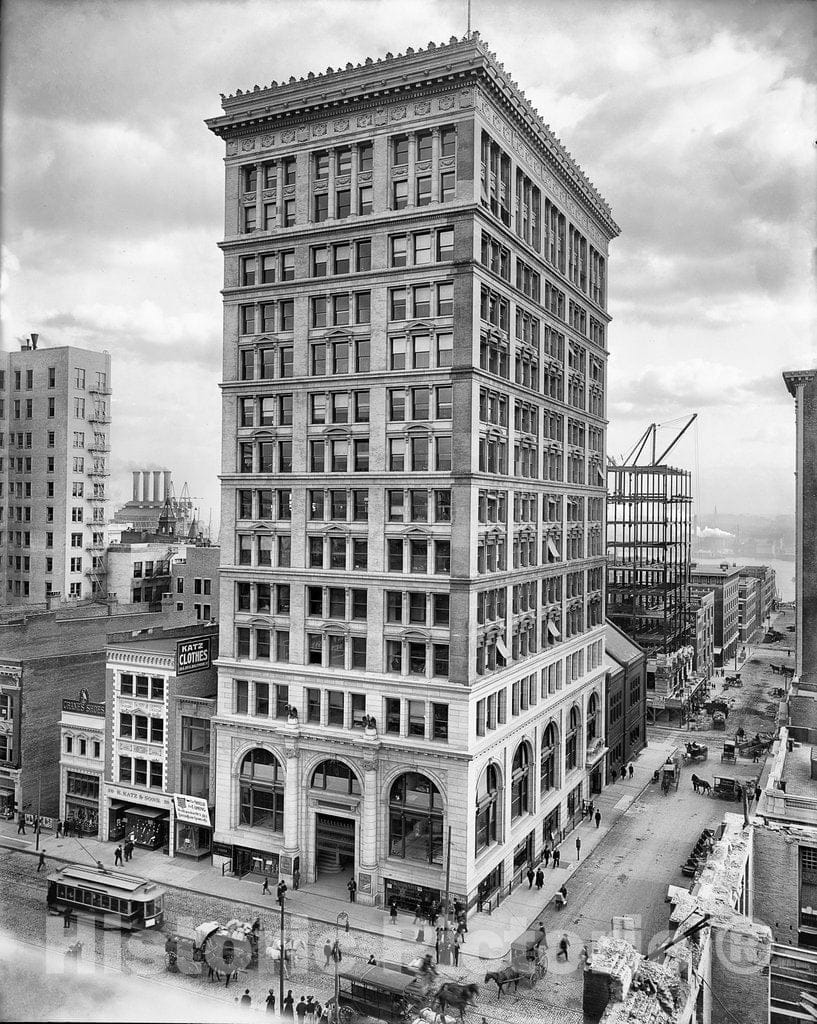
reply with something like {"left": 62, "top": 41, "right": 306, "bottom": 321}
{"left": 282, "top": 740, "right": 300, "bottom": 885}
{"left": 431, "top": 128, "right": 440, "bottom": 203}
{"left": 327, "top": 147, "right": 336, "bottom": 219}
{"left": 255, "top": 161, "right": 264, "bottom": 232}
{"left": 357, "top": 746, "right": 379, "bottom": 906}
{"left": 350, "top": 143, "right": 359, "bottom": 216}
{"left": 407, "top": 133, "right": 416, "bottom": 204}
{"left": 276, "top": 160, "right": 285, "bottom": 229}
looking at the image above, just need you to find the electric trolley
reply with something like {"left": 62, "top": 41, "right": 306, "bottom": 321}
{"left": 46, "top": 863, "right": 165, "bottom": 931}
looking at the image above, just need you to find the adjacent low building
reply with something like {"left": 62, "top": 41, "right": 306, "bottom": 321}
{"left": 687, "top": 586, "right": 715, "bottom": 691}
{"left": 164, "top": 543, "right": 220, "bottom": 623}
{"left": 604, "top": 621, "right": 646, "bottom": 775}
{"left": 103, "top": 623, "right": 218, "bottom": 855}
{"left": 737, "top": 573, "right": 762, "bottom": 644}
{"left": 689, "top": 563, "right": 740, "bottom": 668}
{"left": 0, "top": 601, "right": 186, "bottom": 822}
{"left": 59, "top": 695, "right": 106, "bottom": 836}
{"left": 739, "top": 563, "right": 777, "bottom": 626}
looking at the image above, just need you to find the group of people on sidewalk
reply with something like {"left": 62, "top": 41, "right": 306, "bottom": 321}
{"left": 258, "top": 990, "right": 324, "bottom": 1020}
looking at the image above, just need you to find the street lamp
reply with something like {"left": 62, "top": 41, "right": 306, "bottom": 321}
{"left": 278, "top": 890, "right": 286, "bottom": 1015}
{"left": 332, "top": 911, "right": 350, "bottom": 1023}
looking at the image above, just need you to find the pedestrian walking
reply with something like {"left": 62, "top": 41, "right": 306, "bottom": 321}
{"left": 323, "top": 940, "right": 332, "bottom": 968}
{"left": 293, "top": 866, "right": 300, "bottom": 890}
{"left": 17, "top": 816, "right": 26, "bottom": 835}
{"left": 552, "top": 846, "right": 560, "bottom": 868}
{"left": 628, "top": 762, "right": 635, "bottom": 779}
{"left": 314, "top": 1002, "right": 323, "bottom": 1023}
{"left": 240, "top": 989, "right": 252, "bottom": 1008}
{"left": 265, "top": 990, "right": 276, "bottom": 1015}
{"left": 535, "top": 868, "right": 544, "bottom": 890}
{"left": 453, "top": 931, "right": 462, "bottom": 966}
{"left": 526, "top": 866, "right": 535, "bottom": 888}
{"left": 575, "top": 837, "right": 582, "bottom": 860}
{"left": 305, "top": 995, "right": 315, "bottom": 1024}
{"left": 37, "top": 850, "right": 46, "bottom": 872}
{"left": 277, "top": 879, "right": 288, "bottom": 905}
{"left": 295, "top": 995, "right": 308, "bottom": 1023}
{"left": 347, "top": 878, "right": 357, "bottom": 903}
{"left": 542, "top": 845, "right": 551, "bottom": 867}
{"left": 429, "top": 900, "right": 439, "bottom": 926}
{"left": 413, "top": 900, "right": 423, "bottom": 924}
{"left": 262, "top": 876, "right": 270, "bottom": 895}
{"left": 368, "top": 954, "right": 377, "bottom": 965}
{"left": 754, "top": 785, "right": 762, "bottom": 803}
{"left": 389, "top": 898, "right": 398, "bottom": 925}
{"left": 435, "top": 926, "right": 442, "bottom": 964}
{"left": 124, "top": 839, "right": 133, "bottom": 862}
{"left": 594, "top": 809, "right": 601, "bottom": 829}
{"left": 610, "top": 768, "right": 618, "bottom": 783}
{"left": 56, "top": 820, "right": 62, "bottom": 839}
{"left": 283, "top": 990, "right": 295, "bottom": 1019}
{"left": 63, "top": 907, "right": 72, "bottom": 930}
{"left": 114, "top": 845, "right": 123, "bottom": 866}
{"left": 557, "top": 935, "right": 570, "bottom": 961}
{"left": 537, "top": 920, "right": 548, "bottom": 947}
{"left": 63, "top": 818, "right": 70, "bottom": 838}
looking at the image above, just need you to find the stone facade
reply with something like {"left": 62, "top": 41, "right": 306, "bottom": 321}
{"left": 689, "top": 564, "right": 740, "bottom": 668}
{"left": 59, "top": 702, "right": 105, "bottom": 837}
{"left": 208, "top": 35, "right": 618, "bottom": 910}
{"left": 783, "top": 369, "right": 817, "bottom": 689}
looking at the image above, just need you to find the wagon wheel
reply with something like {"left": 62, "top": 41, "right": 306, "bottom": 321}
{"left": 338, "top": 1005, "right": 355, "bottom": 1024}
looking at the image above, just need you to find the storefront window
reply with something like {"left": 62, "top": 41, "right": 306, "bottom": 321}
{"left": 510, "top": 743, "right": 531, "bottom": 820}
{"left": 475, "top": 763, "right": 499, "bottom": 854}
{"left": 239, "top": 748, "right": 284, "bottom": 832}
{"left": 388, "top": 772, "right": 444, "bottom": 864}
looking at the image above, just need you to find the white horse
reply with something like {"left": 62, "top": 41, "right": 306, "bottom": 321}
{"left": 265, "top": 937, "right": 307, "bottom": 976}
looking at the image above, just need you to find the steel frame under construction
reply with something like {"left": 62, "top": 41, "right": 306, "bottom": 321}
{"left": 606, "top": 463, "right": 693, "bottom": 656}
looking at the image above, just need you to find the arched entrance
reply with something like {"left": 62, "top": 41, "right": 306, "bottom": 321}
{"left": 310, "top": 760, "right": 360, "bottom": 893}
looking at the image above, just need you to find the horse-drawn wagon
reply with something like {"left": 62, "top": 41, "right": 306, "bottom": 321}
{"left": 682, "top": 742, "right": 708, "bottom": 764}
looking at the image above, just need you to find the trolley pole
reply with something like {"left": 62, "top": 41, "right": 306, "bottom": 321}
{"left": 333, "top": 912, "right": 349, "bottom": 1024}
{"left": 279, "top": 894, "right": 285, "bottom": 1016}
{"left": 35, "top": 773, "right": 42, "bottom": 852}
{"left": 439, "top": 826, "right": 452, "bottom": 965}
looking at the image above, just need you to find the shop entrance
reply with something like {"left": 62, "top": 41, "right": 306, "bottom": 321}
{"left": 315, "top": 813, "right": 355, "bottom": 879}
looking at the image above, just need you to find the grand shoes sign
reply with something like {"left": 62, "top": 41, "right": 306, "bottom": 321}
{"left": 175, "top": 636, "right": 212, "bottom": 675}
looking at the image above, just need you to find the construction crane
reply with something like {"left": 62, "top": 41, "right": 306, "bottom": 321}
{"left": 620, "top": 414, "right": 698, "bottom": 467}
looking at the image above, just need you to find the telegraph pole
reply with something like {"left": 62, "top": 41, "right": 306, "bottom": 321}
{"left": 35, "top": 773, "right": 42, "bottom": 852}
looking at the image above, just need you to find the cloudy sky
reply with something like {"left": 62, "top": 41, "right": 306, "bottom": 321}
{"left": 2, "top": 0, "right": 815, "bottom": 530}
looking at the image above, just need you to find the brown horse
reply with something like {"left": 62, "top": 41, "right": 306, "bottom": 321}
{"left": 484, "top": 967, "right": 522, "bottom": 997}
{"left": 434, "top": 982, "right": 479, "bottom": 1021}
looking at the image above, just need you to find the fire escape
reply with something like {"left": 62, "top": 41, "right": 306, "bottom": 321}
{"left": 85, "top": 385, "right": 111, "bottom": 598}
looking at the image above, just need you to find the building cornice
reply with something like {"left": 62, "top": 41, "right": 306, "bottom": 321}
{"left": 783, "top": 368, "right": 817, "bottom": 398}
{"left": 205, "top": 33, "right": 619, "bottom": 240}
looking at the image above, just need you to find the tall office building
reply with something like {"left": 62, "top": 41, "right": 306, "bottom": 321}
{"left": 0, "top": 340, "right": 111, "bottom": 606}
{"left": 207, "top": 34, "right": 619, "bottom": 911}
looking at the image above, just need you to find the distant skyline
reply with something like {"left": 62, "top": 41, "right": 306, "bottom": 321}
{"left": 2, "top": 0, "right": 815, "bottom": 533}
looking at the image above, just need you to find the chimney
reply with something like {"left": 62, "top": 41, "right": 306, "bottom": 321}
{"left": 141, "top": 471, "right": 151, "bottom": 504}
{"left": 153, "top": 470, "right": 162, "bottom": 503}
{"left": 30, "top": 333, "right": 39, "bottom": 350}
{"left": 132, "top": 471, "right": 141, "bottom": 502}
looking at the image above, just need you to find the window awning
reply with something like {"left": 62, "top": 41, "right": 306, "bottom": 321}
{"left": 547, "top": 537, "right": 560, "bottom": 559}
{"left": 495, "top": 637, "right": 510, "bottom": 660}
{"left": 548, "top": 620, "right": 561, "bottom": 639}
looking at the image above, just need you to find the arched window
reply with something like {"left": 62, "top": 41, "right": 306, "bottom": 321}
{"left": 475, "top": 763, "right": 500, "bottom": 854}
{"left": 541, "top": 723, "right": 557, "bottom": 792}
{"left": 310, "top": 759, "right": 361, "bottom": 796}
{"left": 511, "top": 743, "right": 531, "bottom": 820}
{"left": 586, "top": 693, "right": 598, "bottom": 745}
{"left": 566, "top": 705, "right": 580, "bottom": 770}
{"left": 239, "top": 748, "right": 284, "bottom": 832}
{"left": 388, "top": 772, "right": 444, "bottom": 864}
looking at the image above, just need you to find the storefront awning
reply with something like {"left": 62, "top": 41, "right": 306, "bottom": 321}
{"left": 123, "top": 805, "right": 167, "bottom": 820}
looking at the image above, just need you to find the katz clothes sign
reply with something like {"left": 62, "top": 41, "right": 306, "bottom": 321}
{"left": 175, "top": 636, "right": 212, "bottom": 675}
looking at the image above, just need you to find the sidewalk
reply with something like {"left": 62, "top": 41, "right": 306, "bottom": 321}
{"left": 0, "top": 738, "right": 675, "bottom": 966}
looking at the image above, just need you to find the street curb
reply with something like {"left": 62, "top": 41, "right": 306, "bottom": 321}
{"left": 0, "top": 837, "right": 438, "bottom": 951}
